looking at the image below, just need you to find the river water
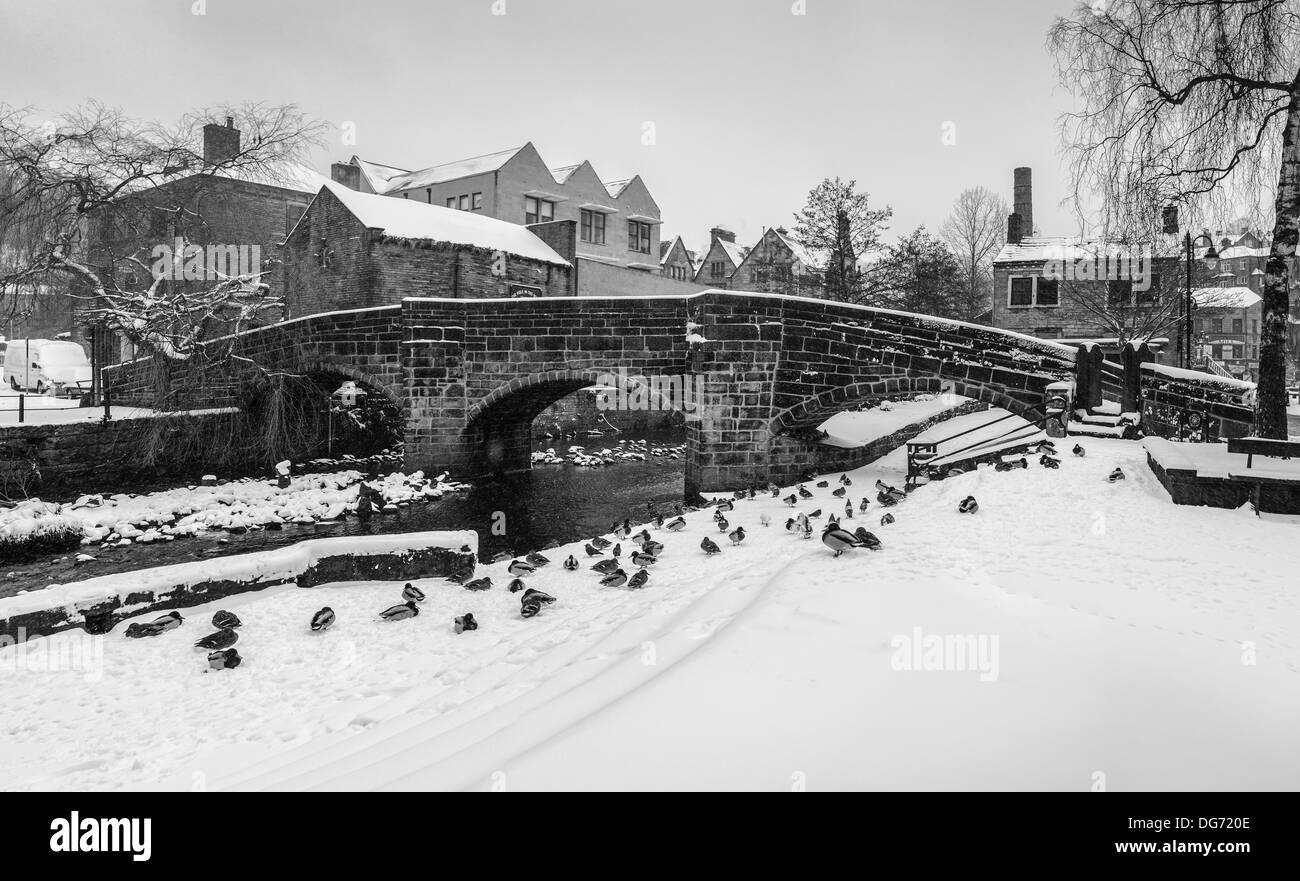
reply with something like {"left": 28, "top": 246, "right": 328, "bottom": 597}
{"left": 3, "top": 431, "right": 687, "bottom": 596}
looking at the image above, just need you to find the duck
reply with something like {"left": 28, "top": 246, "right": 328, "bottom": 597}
{"left": 151, "top": 611, "right": 184, "bottom": 632}
{"left": 783, "top": 494, "right": 798, "bottom": 507}
{"left": 591, "top": 558, "right": 621, "bottom": 575}
{"left": 839, "top": 474, "right": 852, "bottom": 486}
{"left": 642, "top": 540, "right": 665, "bottom": 557}
{"left": 631, "top": 550, "right": 657, "bottom": 567}
{"left": 628, "top": 569, "right": 650, "bottom": 590}
{"left": 381, "top": 600, "right": 420, "bottom": 621}
{"left": 508, "top": 577, "right": 527, "bottom": 592}
{"left": 507, "top": 559, "right": 536, "bottom": 577}
{"left": 1109, "top": 467, "right": 1126, "bottom": 482}
{"left": 821, "top": 523, "right": 860, "bottom": 557}
{"left": 402, "top": 583, "right": 426, "bottom": 603}
{"left": 194, "top": 628, "right": 239, "bottom": 650}
{"left": 310, "top": 607, "right": 335, "bottom": 632}
{"left": 454, "top": 613, "right": 478, "bottom": 634}
{"left": 563, "top": 554, "right": 580, "bottom": 571}
{"left": 666, "top": 517, "right": 687, "bottom": 532}
{"left": 728, "top": 526, "right": 746, "bottom": 545}
{"left": 859, "top": 497, "right": 871, "bottom": 512}
{"left": 832, "top": 486, "right": 847, "bottom": 498}
{"left": 716, "top": 515, "right": 729, "bottom": 533}
{"left": 584, "top": 543, "right": 604, "bottom": 557}
{"left": 599, "top": 569, "right": 629, "bottom": 588}
{"left": 211, "top": 610, "right": 241, "bottom": 629}
{"left": 1072, "top": 444, "right": 1086, "bottom": 457}
{"left": 700, "top": 536, "right": 722, "bottom": 555}
{"left": 124, "top": 621, "right": 166, "bottom": 639}
{"left": 798, "top": 485, "right": 814, "bottom": 499}
{"left": 958, "top": 496, "right": 979, "bottom": 514}
{"left": 880, "top": 512, "right": 896, "bottom": 526}
{"left": 760, "top": 513, "right": 772, "bottom": 527}
{"left": 816, "top": 480, "right": 830, "bottom": 488}
{"left": 207, "top": 649, "right": 242, "bottom": 670}
{"left": 1040, "top": 455, "right": 1061, "bottom": 469}
{"left": 526, "top": 551, "right": 551, "bottom": 567}
{"left": 590, "top": 536, "right": 612, "bottom": 551}
{"left": 853, "top": 528, "right": 882, "bottom": 550}
{"left": 464, "top": 577, "right": 493, "bottom": 592}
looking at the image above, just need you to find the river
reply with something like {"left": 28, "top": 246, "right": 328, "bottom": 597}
{"left": 2, "top": 430, "right": 687, "bottom": 597}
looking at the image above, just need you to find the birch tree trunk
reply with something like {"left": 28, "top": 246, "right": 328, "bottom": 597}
{"left": 1259, "top": 79, "right": 1300, "bottom": 439}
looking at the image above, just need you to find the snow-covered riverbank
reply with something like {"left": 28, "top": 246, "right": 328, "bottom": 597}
{"left": 2, "top": 434, "right": 1297, "bottom": 791}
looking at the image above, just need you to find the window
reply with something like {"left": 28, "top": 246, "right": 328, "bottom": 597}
{"left": 1135, "top": 274, "right": 1160, "bottom": 305}
{"left": 472, "top": 192, "right": 483, "bottom": 211}
{"left": 628, "top": 220, "right": 651, "bottom": 253}
{"left": 1251, "top": 319, "right": 1259, "bottom": 335}
{"left": 1232, "top": 318, "right": 1244, "bottom": 333}
{"left": 710, "top": 260, "right": 727, "bottom": 279}
{"left": 525, "top": 197, "right": 554, "bottom": 225}
{"left": 459, "top": 195, "right": 470, "bottom": 211}
{"left": 1233, "top": 345, "right": 1245, "bottom": 359}
{"left": 1035, "top": 277, "right": 1059, "bottom": 306}
{"left": 446, "top": 198, "right": 457, "bottom": 208}
{"left": 426, "top": 188, "right": 432, "bottom": 204}
{"left": 1215, "top": 318, "right": 1225, "bottom": 333}
{"left": 1008, "top": 276, "right": 1034, "bottom": 307}
{"left": 1221, "top": 345, "right": 1234, "bottom": 360}
{"left": 1107, "top": 279, "right": 1132, "bottom": 308}
{"left": 580, "top": 210, "right": 606, "bottom": 244}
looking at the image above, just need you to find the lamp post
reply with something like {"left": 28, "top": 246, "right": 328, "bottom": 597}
{"left": 1183, "top": 232, "right": 1219, "bottom": 370}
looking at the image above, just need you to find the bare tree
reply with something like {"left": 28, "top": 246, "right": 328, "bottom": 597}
{"left": 792, "top": 177, "right": 893, "bottom": 302}
{"left": 1050, "top": 0, "right": 1300, "bottom": 438}
{"left": 940, "top": 186, "right": 1008, "bottom": 321}
{"left": 0, "top": 101, "right": 325, "bottom": 363}
{"left": 1053, "top": 247, "right": 1233, "bottom": 349}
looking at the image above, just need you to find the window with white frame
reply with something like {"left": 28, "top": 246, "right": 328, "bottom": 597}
{"left": 628, "top": 220, "right": 652, "bottom": 254}
{"left": 581, "top": 209, "right": 606, "bottom": 244}
{"left": 525, "top": 197, "right": 555, "bottom": 225}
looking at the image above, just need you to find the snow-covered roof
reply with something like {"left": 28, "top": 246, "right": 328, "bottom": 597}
{"left": 659, "top": 235, "right": 686, "bottom": 266}
{"left": 1216, "top": 245, "right": 1269, "bottom": 260}
{"left": 1192, "top": 286, "right": 1262, "bottom": 309}
{"left": 772, "top": 227, "right": 821, "bottom": 267}
{"left": 718, "top": 239, "right": 747, "bottom": 267}
{"left": 994, "top": 236, "right": 1179, "bottom": 264}
{"left": 549, "top": 164, "right": 581, "bottom": 184}
{"left": 363, "top": 146, "right": 526, "bottom": 194}
{"left": 604, "top": 179, "right": 632, "bottom": 198}
{"left": 304, "top": 182, "right": 570, "bottom": 267}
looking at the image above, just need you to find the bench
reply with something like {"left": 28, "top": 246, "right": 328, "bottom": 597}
{"left": 1225, "top": 437, "right": 1300, "bottom": 515}
{"left": 1226, "top": 436, "right": 1300, "bottom": 469}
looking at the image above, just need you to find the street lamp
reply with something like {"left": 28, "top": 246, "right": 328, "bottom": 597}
{"left": 1184, "top": 232, "right": 1219, "bottom": 370}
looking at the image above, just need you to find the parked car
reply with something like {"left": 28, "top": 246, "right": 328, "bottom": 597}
{"left": 2, "top": 339, "right": 92, "bottom": 395}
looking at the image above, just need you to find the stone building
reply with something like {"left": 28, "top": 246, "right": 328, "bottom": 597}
{"left": 281, "top": 182, "right": 572, "bottom": 316}
{"left": 990, "top": 167, "right": 1184, "bottom": 362}
{"left": 659, "top": 236, "right": 697, "bottom": 281}
{"left": 692, "top": 227, "right": 747, "bottom": 288}
{"left": 728, "top": 226, "right": 822, "bottom": 296}
{"left": 1191, "top": 286, "right": 1263, "bottom": 381}
{"left": 330, "top": 142, "right": 662, "bottom": 272}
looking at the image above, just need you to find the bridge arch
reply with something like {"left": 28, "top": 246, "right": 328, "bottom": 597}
{"left": 462, "top": 367, "right": 686, "bottom": 474}
{"left": 768, "top": 373, "right": 1044, "bottom": 439}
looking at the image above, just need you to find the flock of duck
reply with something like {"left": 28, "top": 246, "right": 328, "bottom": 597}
{"left": 115, "top": 437, "right": 1128, "bottom": 673}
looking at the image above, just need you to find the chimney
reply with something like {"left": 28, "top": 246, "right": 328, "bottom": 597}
{"left": 1007, "top": 212, "right": 1023, "bottom": 245}
{"left": 1013, "top": 167, "right": 1033, "bottom": 238}
{"left": 710, "top": 226, "right": 736, "bottom": 244}
{"left": 331, "top": 161, "right": 362, "bottom": 191}
{"left": 202, "top": 117, "right": 241, "bottom": 165}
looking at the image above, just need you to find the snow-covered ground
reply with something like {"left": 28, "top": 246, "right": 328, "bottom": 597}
{"left": 0, "top": 470, "right": 467, "bottom": 555}
{"left": 2, "top": 432, "right": 1297, "bottom": 791}
{"left": 817, "top": 394, "right": 968, "bottom": 447}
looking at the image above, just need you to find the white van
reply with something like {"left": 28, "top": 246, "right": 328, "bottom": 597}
{"left": 3, "top": 339, "right": 92, "bottom": 395}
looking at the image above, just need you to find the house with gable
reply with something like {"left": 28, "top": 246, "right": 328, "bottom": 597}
{"left": 659, "top": 235, "right": 697, "bottom": 281}
{"left": 728, "top": 226, "right": 823, "bottom": 296}
{"left": 693, "top": 227, "right": 748, "bottom": 288}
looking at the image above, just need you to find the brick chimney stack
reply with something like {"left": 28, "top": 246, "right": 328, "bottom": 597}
{"left": 710, "top": 226, "right": 736, "bottom": 244}
{"left": 1013, "top": 167, "right": 1033, "bottom": 239}
{"left": 1007, "top": 212, "right": 1023, "bottom": 245}
{"left": 331, "top": 161, "right": 362, "bottom": 191}
{"left": 202, "top": 116, "right": 241, "bottom": 166}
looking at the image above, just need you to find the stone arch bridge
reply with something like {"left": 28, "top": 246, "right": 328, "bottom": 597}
{"left": 104, "top": 292, "right": 1078, "bottom": 495}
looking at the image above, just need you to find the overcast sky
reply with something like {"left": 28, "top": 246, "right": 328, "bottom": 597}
{"left": 1, "top": 0, "right": 1082, "bottom": 253}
